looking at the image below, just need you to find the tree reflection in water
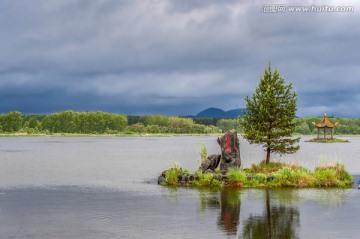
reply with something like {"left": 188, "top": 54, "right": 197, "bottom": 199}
{"left": 199, "top": 188, "right": 300, "bottom": 238}
{"left": 242, "top": 189, "right": 300, "bottom": 239}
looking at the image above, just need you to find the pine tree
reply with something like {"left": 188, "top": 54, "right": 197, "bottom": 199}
{"left": 240, "top": 64, "right": 300, "bottom": 164}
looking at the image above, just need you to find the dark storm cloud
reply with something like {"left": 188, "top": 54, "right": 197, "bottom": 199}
{"left": 0, "top": 0, "right": 360, "bottom": 116}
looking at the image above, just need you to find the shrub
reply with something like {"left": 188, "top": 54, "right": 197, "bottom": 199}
{"left": 164, "top": 166, "right": 182, "bottom": 186}
{"left": 334, "top": 163, "right": 353, "bottom": 182}
{"left": 227, "top": 167, "right": 246, "bottom": 183}
{"left": 314, "top": 163, "right": 353, "bottom": 187}
{"left": 194, "top": 172, "right": 223, "bottom": 188}
{"left": 314, "top": 167, "right": 337, "bottom": 187}
{"left": 271, "top": 167, "right": 295, "bottom": 187}
{"left": 198, "top": 141, "right": 207, "bottom": 162}
{"left": 250, "top": 160, "right": 284, "bottom": 174}
{"left": 183, "top": 169, "right": 191, "bottom": 176}
{"left": 201, "top": 173, "right": 215, "bottom": 186}
{"left": 254, "top": 173, "right": 268, "bottom": 186}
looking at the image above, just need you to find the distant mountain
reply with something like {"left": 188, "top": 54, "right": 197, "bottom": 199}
{"left": 195, "top": 107, "right": 244, "bottom": 118}
{"left": 225, "top": 109, "right": 244, "bottom": 118}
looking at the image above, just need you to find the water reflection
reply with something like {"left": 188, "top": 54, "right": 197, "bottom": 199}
{"left": 242, "top": 190, "right": 300, "bottom": 239}
{"left": 218, "top": 189, "right": 241, "bottom": 236}
{"left": 199, "top": 188, "right": 241, "bottom": 236}
{"left": 198, "top": 189, "right": 301, "bottom": 238}
{"left": 1, "top": 136, "right": 359, "bottom": 238}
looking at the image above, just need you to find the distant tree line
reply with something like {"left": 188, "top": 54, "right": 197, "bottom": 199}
{"left": 215, "top": 117, "right": 360, "bottom": 135}
{"left": 294, "top": 117, "right": 360, "bottom": 135}
{"left": 0, "top": 111, "right": 221, "bottom": 135}
{"left": 0, "top": 111, "right": 359, "bottom": 135}
{"left": 0, "top": 111, "right": 128, "bottom": 134}
{"left": 128, "top": 115, "right": 221, "bottom": 126}
{"left": 125, "top": 115, "right": 221, "bottom": 134}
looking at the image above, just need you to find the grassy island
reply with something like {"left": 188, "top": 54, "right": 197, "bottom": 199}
{"left": 306, "top": 138, "right": 349, "bottom": 143}
{"left": 159, "top": 161, "right": 353, "bottom": 189}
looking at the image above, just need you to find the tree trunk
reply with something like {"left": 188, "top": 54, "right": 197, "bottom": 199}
{"left": 266, "top": 147, "right": 271, "bottom": 164}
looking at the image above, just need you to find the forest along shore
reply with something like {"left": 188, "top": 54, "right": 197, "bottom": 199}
{"left": 1, "top": 110, "right": 359, "bottom": 135}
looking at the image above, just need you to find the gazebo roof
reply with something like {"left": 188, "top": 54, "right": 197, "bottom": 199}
{"left": 312, "top": 113, "right": 339, "bottom": 128}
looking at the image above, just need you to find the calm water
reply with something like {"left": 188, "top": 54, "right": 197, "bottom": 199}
{"left": 0, "top": 136, "right": 359, "bottom": 238}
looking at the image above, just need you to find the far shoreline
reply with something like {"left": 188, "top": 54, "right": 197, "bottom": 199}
{"left": 0, "top": 132, "right": 223, "bottom": 137}
{"left": 0, "top": 133, "right": 358, "bottom": 138}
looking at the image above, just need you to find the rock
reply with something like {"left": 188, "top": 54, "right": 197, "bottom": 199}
{"left": 217, "top": 130, "right": 241, "bottom": 173}
{"left": 220, "top": 164, "right": 229, "bottom": 175}
{"left": 200, "top": 160, "right": 211, "bottom": 172}
{"left": 200, "top": 154, "right": 221, "bottom": 173}
{"left": 157, "top": 170, "right": 168, "bottom": 184}
{"left": 158, "top": 175, "right": 166, "bottom": 185}
{"left": 205, "top": 169, "right": 214, "bottom": 174}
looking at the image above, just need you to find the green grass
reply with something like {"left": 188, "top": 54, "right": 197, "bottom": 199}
{"left": 227, "top": 167, "right": 246, "bottom": 187}
{"left": 313, "top": 163, "right": 353, "bottom": 187}
{"left": 192, "top": 171, "right": 223, "bottom": 188}
{"left": 163, "top": 165, "right": 183, "bottom": 186}
{"left": 270, "top": 167, "right": 314, "bottom": 187}
{"left": 198, "top": 141, "right": 208, "bottom": 162}
{"left": 160, "top": 161, "right": 353, "bottom": 189}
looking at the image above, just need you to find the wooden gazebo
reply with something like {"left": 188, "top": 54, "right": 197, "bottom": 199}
{"left": 312, "top": 113, "right": 339, "bottom": 139}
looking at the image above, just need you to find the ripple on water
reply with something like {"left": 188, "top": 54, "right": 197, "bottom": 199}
{"left": 87, "top": 214, "right": 121, "bottom": 226}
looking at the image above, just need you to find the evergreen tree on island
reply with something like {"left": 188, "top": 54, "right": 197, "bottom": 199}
{"left": 240, "top": 64, "right": 300, "bottom": 164}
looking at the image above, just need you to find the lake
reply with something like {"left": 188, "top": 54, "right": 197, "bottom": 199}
{"left": 0, "top": 136, "right": 359, "bottom": 238}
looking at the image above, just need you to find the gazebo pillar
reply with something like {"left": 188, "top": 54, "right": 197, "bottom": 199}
{"left": 331, "top": 128, "right": 333, "bottom": 139}
{"left": 324, "top": 127, "right": 326, "bottom": 139}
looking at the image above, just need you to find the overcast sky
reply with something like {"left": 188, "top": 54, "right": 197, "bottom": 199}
{"left": 1, "top": 0, "right": 359, "bottom": 117}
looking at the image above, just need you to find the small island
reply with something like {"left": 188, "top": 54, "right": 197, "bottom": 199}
{"left": 306, "top": 138, "right": 349, "bottom": 143}
{"left": 158, "top": 131, "right": 353, "bottom": 189}
{"left": 308, "top": 113, "right": 348, "bottom": 143}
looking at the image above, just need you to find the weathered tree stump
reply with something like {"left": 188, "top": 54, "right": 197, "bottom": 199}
{"left": 217, "top": 130, "right": 241, "bottom": 174}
